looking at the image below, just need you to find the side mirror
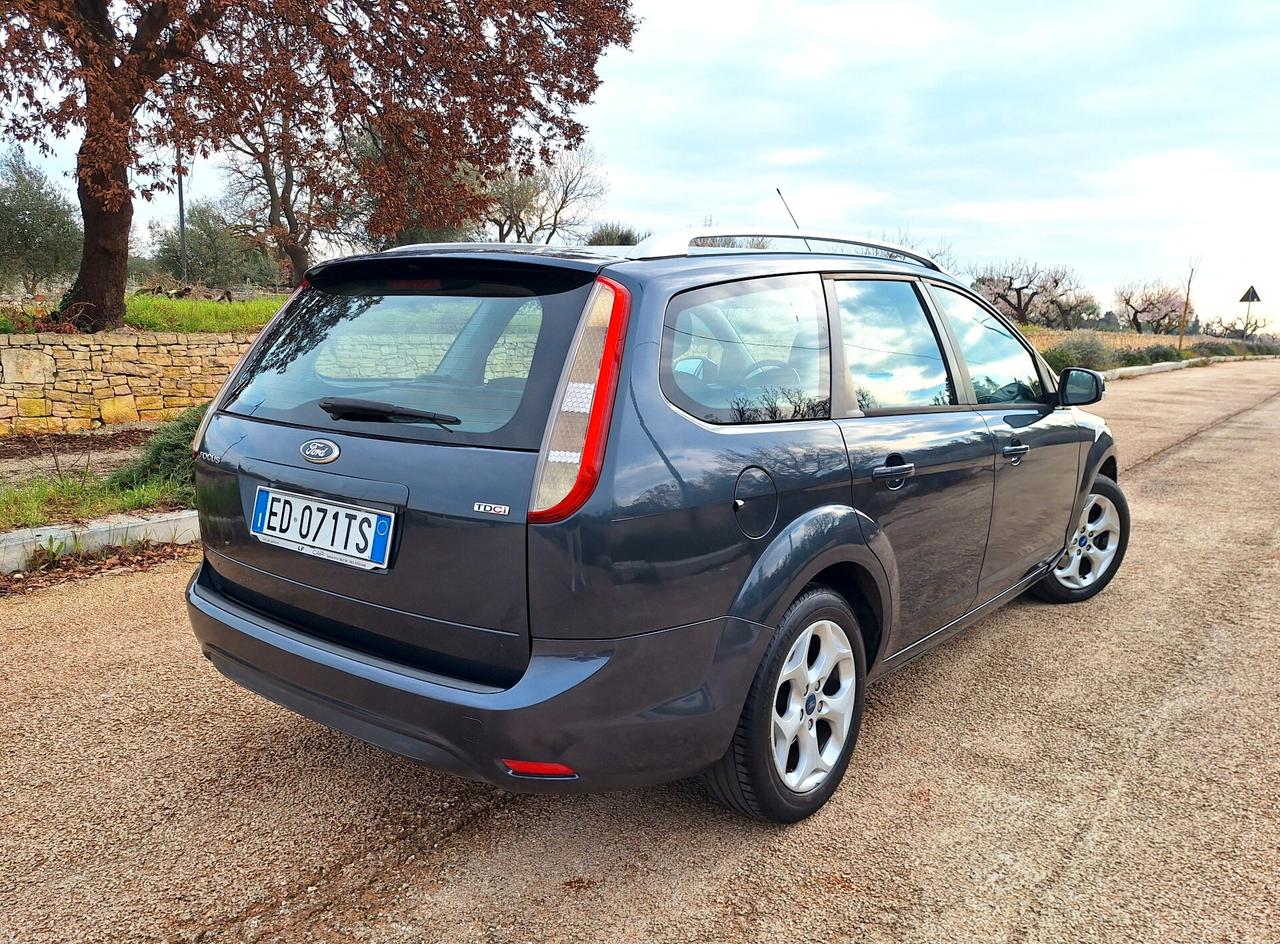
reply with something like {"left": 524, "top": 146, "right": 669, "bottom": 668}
{"left": 1058, "top": 367, "right": 1105, "bottom": 406}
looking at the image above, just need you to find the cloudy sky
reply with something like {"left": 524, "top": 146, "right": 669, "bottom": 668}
{"left": 32, "top": 0, "right": 1278, "bottom": 321}
{"left": 579, "top": 0, "right": 1278, "bottom": 320}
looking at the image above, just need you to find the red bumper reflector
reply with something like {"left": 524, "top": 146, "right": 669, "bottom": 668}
{"left": 502, "top": 759, "right": 577, "bottom": 778}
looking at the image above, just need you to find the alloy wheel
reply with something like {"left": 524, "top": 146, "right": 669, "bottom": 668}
{"left": 1054, "top": 493, "right": 1122, "bottom": 590}
{"left": 771, "top": 619, "right": 857, "bottom": 793}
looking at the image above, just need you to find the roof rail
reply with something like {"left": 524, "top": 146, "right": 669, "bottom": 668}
{"left": 626, "top": 228, "right": 944, "bottom": 272}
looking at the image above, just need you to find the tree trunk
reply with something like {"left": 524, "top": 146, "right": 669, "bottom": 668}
{"left": 283, "top": 241, "right": 310, "bottom": 288}
{"left": 60, "top": 138, "right": 132, "bottom": 332}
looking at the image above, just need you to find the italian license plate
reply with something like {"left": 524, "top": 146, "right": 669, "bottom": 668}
{"left": 250, "top": 486, "right": 394, "bottom": 570}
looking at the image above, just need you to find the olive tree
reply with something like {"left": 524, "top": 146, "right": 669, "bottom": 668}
{"left": 0, "top": 147, "right": 82, "bottom": 294}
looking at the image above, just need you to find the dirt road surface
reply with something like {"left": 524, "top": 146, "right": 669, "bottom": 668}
{"left": 3, "top": 360, "right": 1279, "bottom": 944}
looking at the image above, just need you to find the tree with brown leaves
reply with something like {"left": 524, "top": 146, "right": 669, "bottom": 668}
{"left": 0, "top": 2, "right": 634, "bottom": 329}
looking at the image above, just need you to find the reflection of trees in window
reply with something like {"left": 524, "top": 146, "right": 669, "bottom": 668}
{"left": 972, "top": 374, "right": 1039, "bottom": 404}
{"left": 728, "top": 386, "right": 830, "bottom": 423}
{"left": 856, "top": 382, "right": 952, "bottom": 411}
{"left": 229, "top": 290, "right": 378, "bottom": 400}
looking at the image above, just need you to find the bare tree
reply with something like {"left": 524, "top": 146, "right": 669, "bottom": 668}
{"left": 876, "top": 228, "right": 958, "bottom": 272}
{"left": 970, "top": 260, "right": 1047, "bottom": 324}
{"left": 1114, "top": 282, "right": 1185, "bottom": 334}
{"left": 1205, "top": 313, "right": 1267, "bottom": 341}
{"left": 485, "top": 147, "right": 607, "bottom": 244}
{"left": 1037, "top": 266, "right": 1099, "bottom": 329}
{"left": 1177, "top": 257, "right": 1200, "bottom": 350}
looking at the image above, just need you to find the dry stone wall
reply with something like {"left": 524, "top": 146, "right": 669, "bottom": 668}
{"left": 0, "top": 331, "right": 256, "bottom": 435}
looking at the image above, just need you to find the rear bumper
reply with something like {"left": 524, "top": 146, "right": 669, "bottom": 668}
{"left": 186, "top": 562, "right": 771, "bottom": 792}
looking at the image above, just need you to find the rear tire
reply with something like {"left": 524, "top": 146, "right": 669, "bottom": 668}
{"left": 1030, "top": 474, "right": 1129, "bottom": 604}
{"left": 700, "top": 587, "right": 866, "bottom": 823}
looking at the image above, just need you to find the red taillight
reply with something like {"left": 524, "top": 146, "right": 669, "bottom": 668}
{"left": 502, "top": 759, "right": 578, "bottom": 778}
{"left": 528, "top": 276, "right": 632, "bottom": 524}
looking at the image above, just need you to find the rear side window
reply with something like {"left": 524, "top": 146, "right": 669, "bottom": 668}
{"left": 660, "top": 274, "right": 830, "bottom": 424}
{"left": 931, "top": 286, "right": 1045, "bottom": 404}
{"left": 834, "top": 280, "right": 956, "bottom": 412}
{"left": 222, "top": 261, "right": 595, "bottom": 449}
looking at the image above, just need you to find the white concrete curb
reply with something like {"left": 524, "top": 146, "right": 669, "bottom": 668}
{"left": 1101, "top": 354, "right": 1280, "bottom": 381}
{"left": 0, "top": 509, "right": 198, "bottom": 574}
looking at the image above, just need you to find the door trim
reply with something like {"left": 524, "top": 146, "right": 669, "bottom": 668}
{"left": 878, "top": 557, "right": 1053, "bottom": 666}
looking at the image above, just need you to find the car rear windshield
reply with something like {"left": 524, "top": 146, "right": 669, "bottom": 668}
{"left": 222, "top": 260, "right": 597, "bottom": 450}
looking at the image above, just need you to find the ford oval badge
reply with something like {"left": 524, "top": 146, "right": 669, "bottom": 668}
{"left": 300, "top": 439, "right": 340, "bottom": 464}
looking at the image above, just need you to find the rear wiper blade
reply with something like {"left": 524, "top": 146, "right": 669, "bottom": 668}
{"left": 318, "top": 397, "right": 461, "bottom": 432}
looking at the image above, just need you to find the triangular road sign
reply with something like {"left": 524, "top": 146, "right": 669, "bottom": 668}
{"left": 1240, "top": 285, "right": 1261, "bottom": 303}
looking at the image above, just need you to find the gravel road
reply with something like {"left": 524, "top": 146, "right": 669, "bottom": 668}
{"left": 3, "top": 361, "right": 1279, "bottom": 944}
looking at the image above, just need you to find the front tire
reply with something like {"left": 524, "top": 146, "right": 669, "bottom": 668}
{"left": 701, "top": 587, "right": 867, "bottom": 822}
{"left": 1031, "top": 474, "right": 1129, "bottom": 603}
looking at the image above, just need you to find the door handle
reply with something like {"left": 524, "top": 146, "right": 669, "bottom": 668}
{"left": 870, "top": 460, "right": 921, "bottom": 480}
{"left": 1003, "top": 441, "right": 1031, "bottom": 464}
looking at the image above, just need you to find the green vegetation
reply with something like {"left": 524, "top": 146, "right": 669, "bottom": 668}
{"left": 1041, "top": 334, "right": 1117, "bottom": 372}
{"left": 0, "top": 475, "right": 187, "bottom": 531}
{"left": 0, "top": 147, "right": 82, "bottom": 295}
{"left": 0, "top": 293, "right": 283, "bottom": 333}
{"left": 121, "top": 294, "right": 283, "bottom": 332}
{"left": 108, "top": 405, "right": 208, "bottom": 504}
{"left": 1041, "top": 333, "right": 1280, "bottom": 372}
{"left": 1, "top": 406, "right": 207, "bottom": 531}
{"left": 148, "top": 200, "right": 278, "bottom": 286}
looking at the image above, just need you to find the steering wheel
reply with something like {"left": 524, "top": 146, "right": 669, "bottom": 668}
{"left": 741, "top": 359, "right": 793, "bottom": 383}
{"left": 980, "top": 380, "right": 1038, "bottom": 404}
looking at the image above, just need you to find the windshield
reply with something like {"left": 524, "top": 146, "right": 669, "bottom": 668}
{"left": 223, "top": 261, "right": 596, "bottom": 449}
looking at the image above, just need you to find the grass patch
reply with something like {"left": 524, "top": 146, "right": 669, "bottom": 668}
{"left": 0, "top": 474, "right": 187, "bottom": 531}
{"left": 0, "top": 294, "right": 284, "bottom": 334}
{"left": 122, "top": 295, "right": 284, "bottom": 332}
{"left": 1, "top": 406, "right": 207, "bottom": 531}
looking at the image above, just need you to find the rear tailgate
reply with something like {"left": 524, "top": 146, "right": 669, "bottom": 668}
{"left": 194, "top": 257, "right": 598, "bottom": 687}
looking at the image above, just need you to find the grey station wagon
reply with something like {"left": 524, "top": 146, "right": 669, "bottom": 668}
{"left": 187, "top": 229, "right": 1129, "bottom": 822}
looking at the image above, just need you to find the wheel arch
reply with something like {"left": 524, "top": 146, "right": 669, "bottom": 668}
{"left": 727, "top": 505, "right": 895, "bottom": 670}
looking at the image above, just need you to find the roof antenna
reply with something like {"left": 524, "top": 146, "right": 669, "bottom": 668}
{"left": 776, "top": 188, "right": 811, "bottom": 251}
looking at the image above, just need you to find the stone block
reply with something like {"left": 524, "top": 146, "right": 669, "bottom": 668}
{"left": 98, "top": 395, "right": 140, "bottom": 424}
{"left": 13, "top": 416, "right": 51, "bottom": 433}
{"left": 135, "top": 396, "right": 163, "bottom": 410}
{"left": 1, "top": 348, "right": 56, "bottom": 385}
{"left": 140, "top": 407, "right": 184, "bottom": 422}
{"left": 17, "top": 397, "right": 51, "bottom": 417}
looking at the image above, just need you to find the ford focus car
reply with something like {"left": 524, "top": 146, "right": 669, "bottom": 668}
{"left": 187, "top": 229, "right": 1128, "bottom": 822}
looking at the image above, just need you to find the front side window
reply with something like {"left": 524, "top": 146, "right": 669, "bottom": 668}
{"left": 661, "top": 274, "right": 830, "bottom": 424}
{"left": 834, "top": 279, "right": 956, "bottom": 412}
{"left": 931, "top": 286, "right": 1045, "bottom": 404}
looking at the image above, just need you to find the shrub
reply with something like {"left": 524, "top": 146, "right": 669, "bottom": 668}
{"left": 1142, "top": 344, "right": 1183, "bottom": 365}
{"left": 1113, "top": 348, "right": 1151, "bottom": 367}
{"left": 108, "top": 403, "right": 208, "bottom": 504}
{"left": 1040, "top": 333, "right": 1116, "bottom": 373}
{"left": 1189, "top": 340, "right": 1243, "bottom": 358}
